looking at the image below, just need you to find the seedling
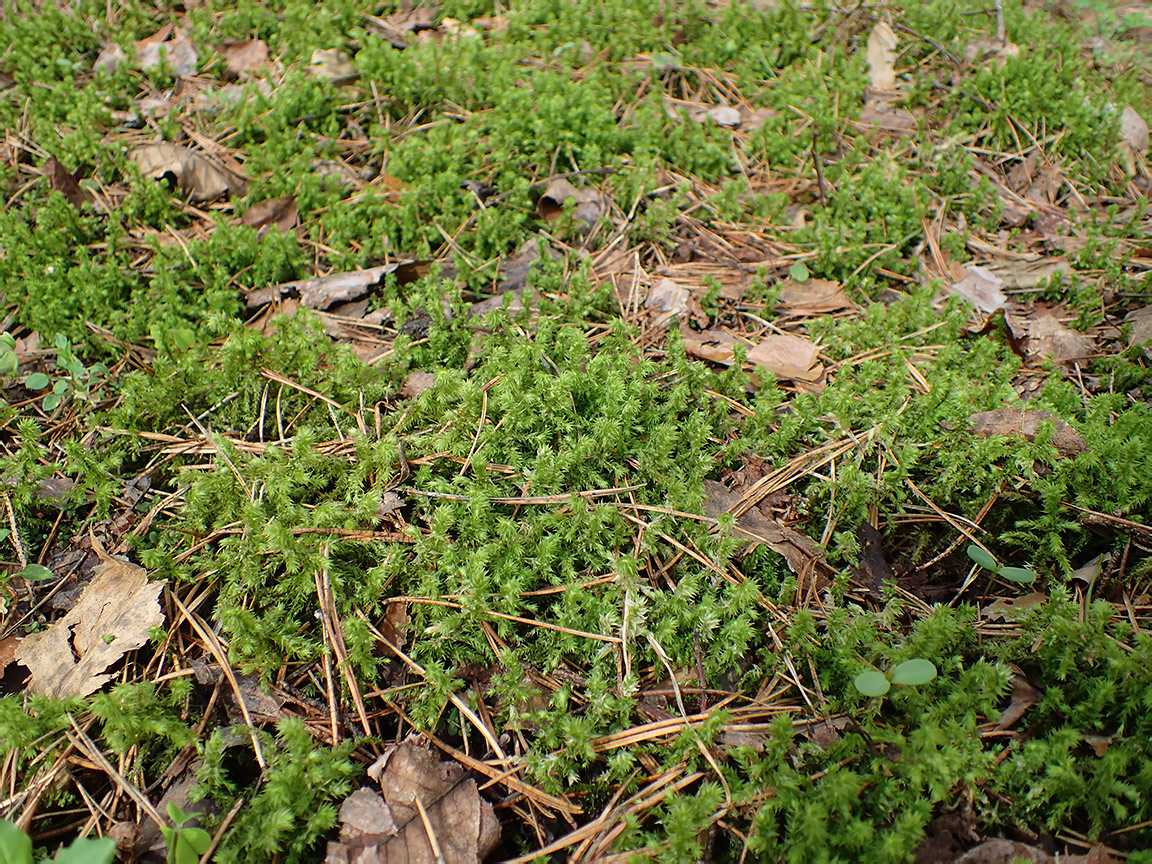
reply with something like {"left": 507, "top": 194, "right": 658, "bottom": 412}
{"left": 159, "top": 803, "right": 212, "bottom": 864}
{"left": 0, "top": 333, "right": 18, "bottom": 378}
{"left": 24, "top": 334, "right": 108, "bottom": 412}
{"left": 0, "top": 818, "right": 115, "bottom": 864}
{"left": 967, "top": 544, "right": 1037, "bottom": 584}
{"left": 853, "top": 658, "right": 938, "bottom": 697}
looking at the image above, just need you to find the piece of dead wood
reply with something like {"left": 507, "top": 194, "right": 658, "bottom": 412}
{"left": 325, "top": 740, "right": 500, "bottom": 864}
{"left": 248, "top": 261, "right": 430, "bottom": 310}
{"left": 969, "top": 408, "right": 1085, "bottom": 457}
{"left": 14, "top": 558, "right": 166, "bottom": 699}
{"left": 747, "top": 333, "right": 824, "bottom": 383}
{"left": 130, "top": 143, "right": 248, "bottom": 202}
{"left": 866, "top": 21, "right": 899, "bottom": 89}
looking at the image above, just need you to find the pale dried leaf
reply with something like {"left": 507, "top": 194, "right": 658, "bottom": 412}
{"left": 94, "top": 43, "right": 126, "bottom": 74}
{"left": 136, "top": 27, "right": 199, "bottom": 77}
{"left": 969, "top": 408, "right": 1085, "bottom": 457}
{"left": 1120, "top": 105, "right": 1149, "bottom": 152}
{"left": 220, "top": 39, "right": 270, "bottom": 78}
{"left": 130, "top": 143, "right": 248, "bottom": 202}
{"left": 859, "top": 96, "right": 918, "bottom": 132}
{"left": 401, "top": 371, "right": 436, "bottom": 399}
{"left": 747, "top": 333, "right": 823, "bottom": 381}
{"left": 1124, "top": 305, "right": 1152, "bottom": 358}
{"left": 946, "top": 263, "right": 1006, "bottom": 312}
{"left": 1028, "top": 313, "right": 1093, "bottom": 363}
{"left": 309, "top": 48, "right": 358, "bottom": 82}
{"left": 776, "top": 277, "right": 854, "bottom": 313}
{"left": 536, "top": 178, "right": 604, "bottom": 231}
{"left": 682, "top": 330, "right": 737, "bottom": 365}
{"left": 703, "top": 480, "right": 825, "bottom": 578}
{"left": 996, "top": 672, "right": 1041, "bottom": 729}
{"left": 14, "top": 558, "right": 166, "bottom": 699}
{"left": 645, "top": 277, "right": 690, "bottom": 329}
{"left": 866, "top": 22, "right": 899, "bottom": 89}
{"left": 327, "top": 741, "right": 499, "bottom": 864}
{"left": 981, "top": 592, "right": 1046, "bottom": 622}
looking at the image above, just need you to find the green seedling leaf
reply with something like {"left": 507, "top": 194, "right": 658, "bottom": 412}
{"left": 180, "top": 828, "right": 211, "bottom": 856}
{"left": 50, "top": 837, "right": 116, "bottom": 864}
{"left": 966, "top": 544, "right": 998, "bottom": 571}
{"left": 789, "top": 261, "right": 810, "bottom": 282}
{"left": 0, "top": 818, "right": 33, "bottom": 864}
{"left": 0, "top": 352, "right": 17, "bottom": 377}
{"left": 42, "top": 394, "right": 63, "bottom": 412}
{"left": 24, "top": 372, "right": 50, "bottom": 390}
{"left": 853, "top": 670, "right": 891, "bottom": 697}
{"left": 998, "top": 566, "right": 1037, "bottom": 583}
{"left": 15, "top": 564, "right": 54, "bottom": 581}
{"left": 889, "top": 659, "right": 937, "bottom": 686}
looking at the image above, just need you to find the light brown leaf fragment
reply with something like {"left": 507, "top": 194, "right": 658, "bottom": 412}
{"left": 136, "top": 27, "right": 199, "bottom": 77}
{"left": 14, "top": 558, "right": 166, "bottom": 699}
{"left": 326, "top": 740, "right": 500, "bottom": 864}
{"left": 747, "top": 333, "right": 823, "bottom": 382}
{"left": 858, "top": 96, "right": 918, "bottom": 133}
{"left": 682, "top": 330, "right": 737, "bottom": 366}
{"left": 129, "top": 144, "right": 248, "bottom": 202}
{"left": 535, "top": 178, "right": 604, "bottom": 232}
{"left": 996, "top": 671, "right": 1041, "bottom": 729}
{"left": 255, "top": 263, "right": 422, "bottom": 311}
{"left": 969, "top": 408, "right": 1085, "bottom": 457}
{"left": 866, "top": 22, "right": 899, "bottom": 89}
{"left": 45, "top": 156, "right": 91, "bottom": 210}
{"left": 94, "top": 43, "right": 126, "bottom": 74}
{"left": 309, "top": 48, "right": 358, "bottom": 83}
{"left": 1028, "top": 313, "right": 1093, "bottom": 364}
{"left": 776, "top": 277, "right": 855, "bottom": 313}
{"left": 981, "top": 592, "right": 1046, "bottom": 622}
{"left": 219, "top": 39, "right": 270, "bottom": 78}
{"left": 1120, "top": 105, "right": 1149, "bottom": 152}
{"left": 644, "top": 277, "right": 689, "bottom": 329}
{"left": 1124, "top": 305, "right": 1152, "bottom": 359}
{"left": 946, "top": 263, "right": 1005, "bottom": 313}
{"left": 241, "top": 196, "right": 298, "bottom": 234}
{"left": 401, "top": 371, "right": 436, "bottom": 399}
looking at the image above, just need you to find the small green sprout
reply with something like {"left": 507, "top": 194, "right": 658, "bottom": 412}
{"left": 967, "top": 544, "right": 1036, "bottom": 584}
{"left": 160, "top": 802, "right": 212, "bottom": 864}
{"left": 0, "top": 818, "right": 116, "bottom": 864}
{"left": 853, "top": 658, "right": 938, "bottom": 697}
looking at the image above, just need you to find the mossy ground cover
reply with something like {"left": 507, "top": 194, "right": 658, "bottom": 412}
{"left": 0, "top": 0, "right": 1150, "bottom": 861}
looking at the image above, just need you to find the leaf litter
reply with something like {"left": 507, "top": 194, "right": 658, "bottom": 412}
{"left": 0, "top": 0, "right": 1150, "bottom": 861}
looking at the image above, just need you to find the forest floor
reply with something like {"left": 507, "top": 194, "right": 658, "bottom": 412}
{"left": 0, "top": 0, "right": 1151, "bottom": 861}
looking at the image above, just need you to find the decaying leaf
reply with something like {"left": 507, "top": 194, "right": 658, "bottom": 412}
{"left": 1027, "top": 312, "right": 1093, "bottom": 364}
{"left": 981, "top": 591, "right": 1046, "bottom": 622}
{"left": 858, "top": 95, "right": 918, "bottom": 133}
{"left": 325, "top": 740, "right": 500, "bottom": 864}
{"left": 240, "top": 196, "right": 298, "bottom": 234}
{"left": 946, "top": 263, "right": 1006, "bottom": 313}
{"left": 45, "top": 156, "right": 91, "bottom": 210}
{"left": 644, "top": 277, "right": 690, "bottom": 329}
{"left": 1119, "top": 105, "right": 1149, "bottom": 153}
{"left": 776, "top": 277, "right": 855, "bottom": 313}
{"left": 996, "top": 669, "right": 1041, "bottom": 729}
{"left": 401, "top": 371, "right": 436, "bottom": 399}
{"left": 94, "top": 43, "right": 127, "bottom": 74}
{"left": 664, "top": 97, "right": 743, "bottom": 127}
{"left": 747, "top": 333, "right": 823, "bottom": 382}
{"left": 969, "top": 408, "right": 1085, "bottom": 457}
{"left": 130, "top": 143, "right": 248, "bottom": 202}
{"left": 682, "top": 330, "right": 738, "bottom": 365}
{"left": 309, "top": 48, "right": 358, "bottom": 83}
{"left": 136, "top": 26, "right": 199, "bottom": 77}
{"left": 703, "top": 480, "right": 828, "bottom": 580}
{"left": 535, "top": 178, "right": 605, "bottom": 232}
{"left": 14, "top": 557, "right": 166, "bottom": 699}
{"left": 1124, "top": 305, "right": 1152, "bottom": 359}
{"left": 250, "top": 261, "right": 428, "bottom": 310}
{"left": 866, "top": 21, "right": 899, "bottom": 90}
{"left": 954, "top": 838, "right": 1101, "bottom": 864}
{"left": 219, "top": 39, "right": 270, "bottom": 78}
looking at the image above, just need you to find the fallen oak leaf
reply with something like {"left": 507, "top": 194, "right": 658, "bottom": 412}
{"left": 1027, "top": 312, "right": 1093, "bottom": 364}
{"left": 14, "top": 558, "right": 166, "bottom": 699}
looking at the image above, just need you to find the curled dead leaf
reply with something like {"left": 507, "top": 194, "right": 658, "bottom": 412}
{"left": 309, "top": 48, "right": 358, "bottom": 83}
{"left": 535, "top": 178, "right": 605, "bottom": 232}
{"left": 747, "top": 333, "right": 824, "bottom": 382}
{"left": 240, "top": 196, "right": 298, "bottom": 234}
{"left": 130, "top": 143, "right": 248, "bottom": 202}
{"left": 219, "top": 39, "right": 270, "bottom": 79}
{"left": 1027, "top": 312, "right": 1093, "bottom": 364}
{"left": 136, "top": 26, "right": 199, "bottom": 77}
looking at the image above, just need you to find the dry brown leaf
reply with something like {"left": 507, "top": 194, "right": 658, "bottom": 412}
{"left": 682, "top": 330, "right": 737, "bottom": 365}
{"left": 309, "top": 48, "right": 358, "bottom": 83}
{"left": 401, "top": 371, "right": 436, "bottom": 399}
{"left": 293, "top": 265, "right": 414, "bottom": 310}
{"left": 776, "top": 277, "right": 855, "bottom": 313}
{"left": 866, "top": 21, "right": 899, "bottom": 89}
{"left": 94, "top": 43, "right": 127, "bottom": 74}
{"left": 665, "top": 98, "right": 744, "bottom": 128}
{"left": 536, "top": 178, "right": 604, "bottom": 232}
{"left": 964, "top": 39, "right": 1021, "bottom": 65}
{"left": 14, "top": 558, "right": 166, "bottom": 699}
{"left": 1120, "top": 105, "right": 1149, "bottom": 153}
{"left": 220, "top": 39, "right": 270, "bottom": 78}
{"left": 946, "top": 263, "right": 1006, "bottom": 313}
{"left": 969, "top": 408, "right": 1085, "bottom": 457}
{"left": 858, "top": 96, "right": 918, "bottom": 133}
{"left": 645, "top": 277, "right": 690, "bottom": 329}
{"left": 241, "top": 196, "right": 298, "bottom": 234}
{"left": 130, "top": 143, "right": 248, "bottom": 202}
{"left": 136, "top": 27, "right": 199, "bottom": 77}
{"left": 981, "top": 259, "right": 1069, "bottom": 290}
{"left": 981, "top": 592, "right": 1046, "bottom": 622}
{"left": 996, "top": 670, "right": 1041, "bottom": 729}
{"left": 747, "top": 333, "right": 823, "bottom": 382}
{"left": 325, "top": 740, "right": 500, "bottom": 864}
{"left": 1028, "top": 312, "right": 1093, "bottom": 364}
{"left": 314, "top": 158, "right": 362, "bottom": 189}
{"left": 1124, "top": 305, "right": 1152, "bottom": 359}
{"left": 0, "top": 634, "right": 21, "bottom": 677}
{"left": 45, "top": 156, "right": 91, "bottom": 211}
